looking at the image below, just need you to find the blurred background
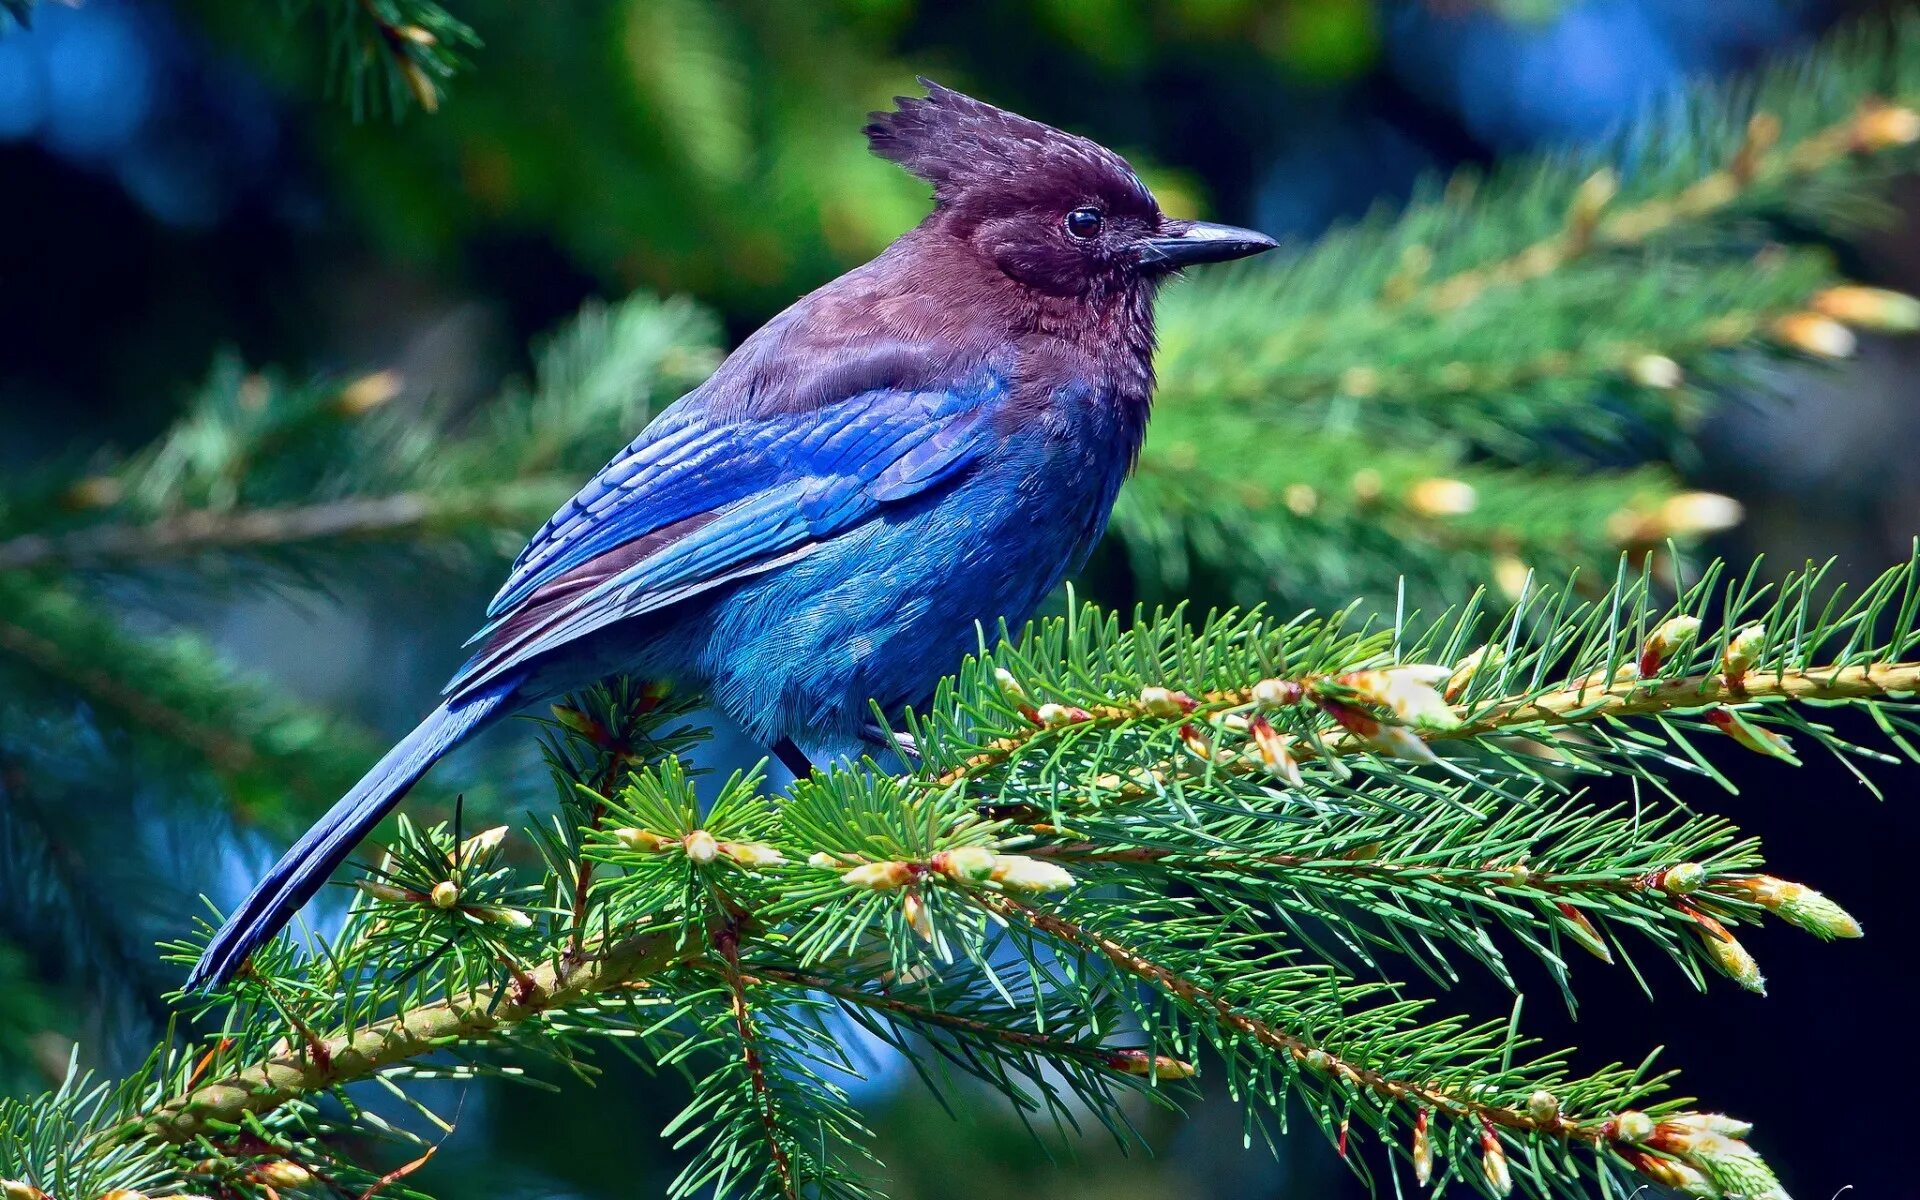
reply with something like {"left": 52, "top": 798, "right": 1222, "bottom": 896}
{"left": 2, "top": 0, "right": 1916, "bottom": 1197}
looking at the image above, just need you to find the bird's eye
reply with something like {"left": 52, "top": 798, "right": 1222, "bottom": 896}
{"left": 1065, "top": 207, "right": 1104, "bottom": 240}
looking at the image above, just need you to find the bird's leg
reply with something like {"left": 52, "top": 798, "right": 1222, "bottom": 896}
{"left": 771, "top": 737, "right": 815, "bottom": 779}
{"left": 863, "top": 723, "right": 920, "bottom": 770}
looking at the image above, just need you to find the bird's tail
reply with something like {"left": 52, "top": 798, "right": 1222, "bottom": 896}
{"left": 185, "top": 681, "right": 520, "bottom": 992}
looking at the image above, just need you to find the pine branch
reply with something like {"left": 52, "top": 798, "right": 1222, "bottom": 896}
{"left": 0, "top": 576, "right": 369, "bottom": 813}
{"left": 137, "top": 925, "right": 692, "bottom": 1143}
{"left": 1135, "top": 14, "right": 1920, "bottom": 603}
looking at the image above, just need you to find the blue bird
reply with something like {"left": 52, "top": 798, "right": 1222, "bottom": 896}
{"left": 188, "top": 80, "right": 1275, "bottom": 991}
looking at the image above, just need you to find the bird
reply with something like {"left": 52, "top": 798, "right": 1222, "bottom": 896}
{"left": 187, "top": 79, "right": 1276, "bottom": 991}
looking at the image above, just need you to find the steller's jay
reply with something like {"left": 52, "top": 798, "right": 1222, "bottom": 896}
{"left": 188, "top": 80, "right": 1276, "bottom": 990}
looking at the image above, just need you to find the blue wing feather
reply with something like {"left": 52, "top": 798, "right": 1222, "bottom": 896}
{"left": 447, "top": 365, "right": 1009, "bottom": 699}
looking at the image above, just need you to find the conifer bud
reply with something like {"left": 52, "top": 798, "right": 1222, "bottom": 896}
{"left": 429, "top": 880, "right": 460, "bottom": 909}
{"left": 935, "top": 845, "right": 998, "bottom": 882}
{"left": 1445, "top": 644, "right": 1505, "bottom": 702}
{"left": 1811, "top": 284, "right": 1920, "bottom": 332}
{"left": 355, "top": 881, "right": 414, "bottom": 903}
{"left": 1639, "top": 615, "right": 1701, "bottom": 676}
{"left": 1670, "top": 1133, "right": 1789, "bottom": 1200}
{"left": 1771, "top": 311, "right": 1857, "bottom": 358}
{"left": 1613, "top": 1111, "right": 1654, "bottom": 1142}
{"left": 807, "top": 851, "right": 839, "bottom": 869}
{"left": 1628, "top": 353, "right": 1683, "bottom": 389}
{"left": 613, "top": 827, "right": 673, "bottom": 853}
{"left": 993, "top": 667, "right": 1027, "bottom": 700}
{"left": 1178, "top": 723, "right": 1216, "bottom": 761}
{"left": 1555, "top": 902, "right": 1613, "bottom": 963}
{"left": 1248, "top": 714, "right": 1304, "bottom": 787}
{"left": 1351, "top": 468, "right": 1384, "bottom": 503}
{"left": 842, "top": 861, "right": 914, "bottom": 890}
{"left": 472, "top": 905, "right": 533, "bottom": 929}
{"left": 1526, "top": 1089, "right": 1561, "bottom": 1125}
{"left": 1854, "top": 101, "right": 1920, "bottom": 151}
{"left": 1705, "top": 708, "right": 1795, "bottom": 761}
{"left": 1036, "top": 702, "right": 1091, "bottom": 728}
{"left": 1663, "top": 1112, "right": 1754, "bottom": 1139}
{"left": 1696, "top": 923, "right": 1766, "bottom": 995}
{"left": 1304, "top": 1048, "right": 1332, "bottom": 1073}
{"left": 1108, "top": 1049, "right": 1198, "bottom": 1078}
{"left": 1139, "top": 686, "right": 1194, "bottom": 718}
{"left": 99, "top": 1191, "right": 152, "bottom": 1200}
{"left": 720, "top": 841, "right": 785, "bottom": 869}
{"left": 1336, "top": 666, "right": 1459, "bottom": 731}
{"left": 253, "top": 1161, "right": 315, "bottom": 1189}
{"left": 1406, "top": 477, "right": 1477, "bottom": 517}
{"left": 989, "top": 855, "right": 1075, "bottom": 893}
{"left": 1493, "top": 555, "right": 1532, "bottom": 601}
{"left": 1659, "top": 862, "right": 1707, "bottom": 894}
{"left": 1411, "top": 1108, "right": 1434, "bottom": 1185}
{"left": 454, "top": 825, "right": 509, "bottom": 863}
{"left": 1721, "top": 623, "right": 1765, "bottom": 688}
{"left": 336, "top": 369, "right": 403, "bottom": 416}
{"left": 1284, "top": 483, "right": 1319, "bottom": 515}
{"left": 902, "top": 890, "right": 933, "bottom": 942}
{"left": 1568, "top": 167, "right": 1618, "bottom": 246}
{"left": 1661, "top": 491, "right": 1744, "bottom": 536}
{"left": 1726, "top": 875, "right": 1862, "bottom": 939}
{"left": 682, "top": 830, "right": 719, "bottom": 864}
{"left": 1630, "top": 1154, "right": 1717, "bottom": 1197}
{"left": 1251, "top": 677, "right": 1303, "bottom": 708}
{"left": 1480, "top": 1129, "right": 1513, "bottom": 1197}
{"left": 3, "top": 1181, "right": 50, "bottom": 1200}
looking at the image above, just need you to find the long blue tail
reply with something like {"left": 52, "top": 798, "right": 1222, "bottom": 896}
{"left": 186, "top": 683, "right": 519, "bottom": 992}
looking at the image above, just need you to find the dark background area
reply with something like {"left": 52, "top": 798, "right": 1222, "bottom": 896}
{"left": 2, "top": 1, "right": 1915, "bottom": 1197}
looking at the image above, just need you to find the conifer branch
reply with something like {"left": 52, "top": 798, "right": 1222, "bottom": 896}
{"left": 932, "top": 658, "right": 1920, "bottom": 798}
{"left": 137, "top": 927, "right": 691, "bottom": 1143}
{"left": 0, "top": 486, "right": 564, "bottom": 573}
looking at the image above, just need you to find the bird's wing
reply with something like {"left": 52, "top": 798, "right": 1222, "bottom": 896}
{"left": 444, "top": 369, "right": 1010, "bottom": 699}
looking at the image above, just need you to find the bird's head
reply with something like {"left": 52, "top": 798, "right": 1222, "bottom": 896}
{"left": 866, "top": 80, "right": 1276, "bottom": 300}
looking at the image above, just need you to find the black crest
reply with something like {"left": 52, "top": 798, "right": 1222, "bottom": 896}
{"left": 866, "top": 79, "right": 1149, "bottom": 209}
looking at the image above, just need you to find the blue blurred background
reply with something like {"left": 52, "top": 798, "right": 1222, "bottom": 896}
{"left": 2, "top": 1, "right": 1915, "bottom": 1197}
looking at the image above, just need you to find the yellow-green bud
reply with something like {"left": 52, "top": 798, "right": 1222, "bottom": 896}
{"left": 1666, "top": 1112, "right": 1754, "bottom": 1139}
{"left": 1251, "top": 677, "right": 1301, "bottom": 708}
{"left": 429, "top": 880, "right": 460, "bottom": 909}
{"left": 988, "top": 855, "right": 1075, "bottom": 892}
{"left": 1680, "top": 1133, "right": 1789, "bottom": 1200}
{"left": 1699, "top": 928, "right": 1766, "bottom": 995}
{"left": 1660, "top": 862, "right": 1707, "bottom": 894}
{"left": 1734, "top": 875, "right": 1862, "bottom": 939}
{"left": 253, "top": 1161, "right": 315, "bottom": 1189}
{"left": 1139, "top": 686, "right": 1186, "bottom": 718}
{"left": 720, "top": 841, "right": 785, "bottom": 868}
{"left": 472, "top": 905, "right": 533, "bottom": 929}
{"left": 1526, "top": 1090, "right": 1560, "bottom": 1125}
{"left": 1108, "top": 1049, "right": 1197, "bottom": 1078}
{"left": 454, "top": 825, "right": 508, "bottom": 863}
{"left": 1613, "top": 1111, "right": 1654, "bottom": 1142}
{"left": 683, "top": 829, "right": 719, "bottom": 864}
{"left": 1035, "top": 702, "right": 1076, "bottom": 727}
{"left": 936, "top": 845, "right": 997, "bottom": 882}
{"left": 1480, "top": 1134, "right": 1513, "bottom": 1197}
{"left": 902, "top": 890, "right": 933, "bottom": 942}
{"left": 1722, "top": 623, "right": 1766, "bottom": 680}
{"left": 842, "top": 861, "right": 914, "bottom": 890}
{"left": 613, "top": 827, "right": 672, "bottom": 853}
{"left": 355, "top": 881, "right": 413, "bottom": 903}
{"left": 993, "top": 667, "right": 1028, "bottom": 700}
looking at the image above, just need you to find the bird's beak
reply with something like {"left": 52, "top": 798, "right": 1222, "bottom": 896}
{"left": 1136, "top": 219, "right": 1278, "bottom": 269}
